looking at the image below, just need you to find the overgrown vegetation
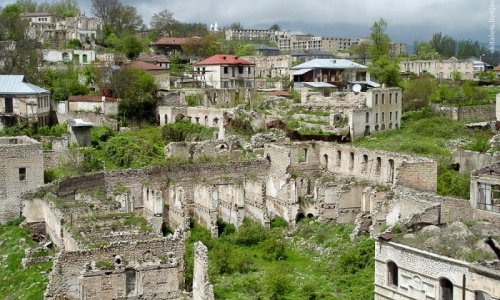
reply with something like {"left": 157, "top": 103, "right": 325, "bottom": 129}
{"left": 0, "top": 218, "right": 52, "bottom": 299}
{"left": 185, "top": 218, "right": 374, "bottom": 299}
{"left": 161, "top": 120, "right": 215, "bottom": 143}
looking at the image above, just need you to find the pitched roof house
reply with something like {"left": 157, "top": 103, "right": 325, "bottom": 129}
{"left": 193, "top": 54, "right": 255, "bottom": 89}
{"left": 0, "top": 75, "right": 51, "bottom": 128}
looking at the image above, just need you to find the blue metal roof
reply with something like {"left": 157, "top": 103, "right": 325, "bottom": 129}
{"left": 0, "top": 75, "right": 49, "bottom": 95}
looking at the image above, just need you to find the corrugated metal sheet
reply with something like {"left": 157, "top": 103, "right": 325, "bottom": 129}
{"left": 291, "top": 59, "right": 367, "bottom": 70}
{"left": 304, "top": 82, "right": 337, "bottom": 88}
{"left": 0, "top": 75, "right": 49, "bottom": 95}
{"left": 292, "top": 68, "right": 312, "bottom": 76}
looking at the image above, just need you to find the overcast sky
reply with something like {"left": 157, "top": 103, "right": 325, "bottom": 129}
{"left": 1, "top": 0, "right": 497, "bottom": 46}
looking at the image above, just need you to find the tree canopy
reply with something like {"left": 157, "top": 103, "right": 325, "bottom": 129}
{"left": 367, "top": 18, "right": 400, "bottom": 87}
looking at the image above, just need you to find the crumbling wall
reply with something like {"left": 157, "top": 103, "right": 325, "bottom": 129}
{"left": 193, "top": 242, "right": 214, "bottom": 300}
{"left": 318, "top": 143, "right": 437, "bottom": 192}
{"left": 453, "top": 148, "right": 500, "bottom": 173}
{"left": 431, "top": 103, "right": 496, "bottom": 121}
{"left": 0, "top": 136, "right": 44, "bottom": 224}
{"left": 45, "top": 234, "right": 185, "bottom": 300}
{"left": 395, "top": 161, "right": 437, "bottom": 193}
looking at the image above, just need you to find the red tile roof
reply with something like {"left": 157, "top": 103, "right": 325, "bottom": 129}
{"left": 68, "top": 96, "right": 117, "bottom": 102}
{"left": 494, "top": 65, "right": 500, "bottom": 71}
{"left": 126, "top": 60, "right": 166, "bottom": 70}
{"left": 194, "top": 55, "right": 255, "bottom": 66}
{"left": 154, "top": 37, "right": 189, "bottom": 46}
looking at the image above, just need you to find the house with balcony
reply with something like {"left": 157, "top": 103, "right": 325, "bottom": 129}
{"left": 193, "top": 55, "right": 255, "bottom": 89}
{"left": 0, "top": 75, "right": 51, "bottom": 129}
{"left": 291, "top": 58, "right": 368, "bottom": 89}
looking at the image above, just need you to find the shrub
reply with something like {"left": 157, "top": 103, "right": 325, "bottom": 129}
{"left": 261, "top": 238, "right": 287, "bottom": 261}
{"left": 234, "top": 218, "right": 267, "bottom": 246}
{"left": 270, "top": 217, "right": 288, "bottom": 228}
{"left": 91, "top": 126, "right": 115, "bottom": 149}
{"left": 437, "top": 168, "right": 470, "bottom": 199}
{"left": 161, "top": 121, "right": 214, "bottom": 143}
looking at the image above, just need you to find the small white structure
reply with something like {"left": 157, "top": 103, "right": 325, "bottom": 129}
{"left": 67, "top": 119, "right": 94, "bottom": 146}
{"left": 42, "top": 49, "right": 96, "bottom": 64}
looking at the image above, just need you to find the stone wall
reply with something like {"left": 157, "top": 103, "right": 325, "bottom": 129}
{"left": 431, "top": 104, "right": 496, "bottom": 121}
{"left": 318, "top": 143, "right": 437, "bottom": 192}
{"left": 375, "top": 240, "right": 474, "bottom": 300}
{"left": 45, "top": 234, "right": 185, "bottom": 300}
{"left": 0, "top": 136, "right": 44, "bottom": 224}
{"left": 453, "top": 148, "right": 500, "bottom": 173}
{"left": 193, "top": 242, "right": 214, "bottom": 300}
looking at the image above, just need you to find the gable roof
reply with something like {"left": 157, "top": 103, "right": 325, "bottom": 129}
{"left": 126, "top": 61, "right": 166, "bottom": 71}
{"left": 153, "top": 37, "right": 189, "bottom": 46}
{"left": 194, "top": 55, "right": 255, "bottom": 66}
{"left": 291, "top": 59, "right": 367, "bottom": 70}
{"left": 0, "top": 75, "right": 49, "bottom": 95}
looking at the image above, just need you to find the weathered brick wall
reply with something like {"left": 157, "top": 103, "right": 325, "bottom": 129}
{"left": 395, "top": 161, "right": 437, "bottom": 193}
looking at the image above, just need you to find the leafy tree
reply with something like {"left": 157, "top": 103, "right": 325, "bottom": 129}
{"left": 14, "top": 0, "right": 37, "bottom": 12}
{"left": 181, "top": 34, "right": 221, "bottom": 57}
{"left": 413, "top": 41, "right": 439, "bottom": 60}
{"left": 228, "top": 22, "right": 243, "bottom": 31}
{"left": 150, "top": 9, "right": 178, "bottom": 37}
{"left": 39, "top": 66, "right": 89, "bottom": 101}
{"left": 348, "top": 41, "right": 371, "bottom": 64}
{"left": 122, "top": 35, "right": 143, "bottom": 59}
{"left": 47, "top": 0, "right": 80, "bottom": 18}
{"left": 235, "top": 43, "right": 256, "bottom": 56}
{"left": 91, "top": 0, "right": 120, "bottom": 24}
{"left": 103, "top": 127, "right": 164, "bottom": 168}
{"left": 368, "top": 18, "right": 400, "bottom": 86}
{"left": 108, "top": 5, "right": 143, "bottom": 34}
{"left": 269, "top": 24, "right": 281, "bottom": 31}
{"left": 430, "top": 32, "right": 456, "bottom": 58}
{"left": 456, "top": 39, "right": 486, "bottom": 59}
{"left": 0, "top": 4, "right": 26, "bottom": 41}
{"left": 369, "top": 18, "right": 390, "bottom": 59}
{"left": 106, "top": 68, "right": 157, "bottom": 123}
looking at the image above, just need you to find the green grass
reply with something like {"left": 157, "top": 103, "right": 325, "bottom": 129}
{"left": 185, "top": 219, "right": 374, "bottom": 300}
{"left": 0, "top": 219, "right": 52, "bottom": 299}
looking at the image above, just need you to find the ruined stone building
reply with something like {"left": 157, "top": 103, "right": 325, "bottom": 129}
{"left": 374, "top": 161, "right": 500, "bottom": 300}
{"left": 400, "top": 57, "right": 475, "bottom": 80}
{"left": 299, "top": 87, "right": 403, "bottom": 140}
{"left": 0, "top": 136, "right": 43, "bottom": 224}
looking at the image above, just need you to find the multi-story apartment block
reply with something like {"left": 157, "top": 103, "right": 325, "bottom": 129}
{"left": 400, "top": 57, "right": 475, "bottom": 79}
